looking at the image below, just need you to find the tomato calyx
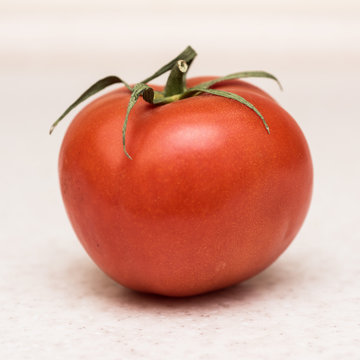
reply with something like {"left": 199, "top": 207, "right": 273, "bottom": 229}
{"left": 50, "top": 46, "right": 282, "bottom": 159}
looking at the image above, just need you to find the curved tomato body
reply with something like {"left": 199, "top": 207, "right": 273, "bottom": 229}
{"left": 59, "top": 77, "right": 312, "bottom": 297}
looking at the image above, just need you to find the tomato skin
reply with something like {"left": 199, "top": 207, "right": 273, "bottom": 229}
{"left": 59, "top": 77, "right": 313, "bottom": 297}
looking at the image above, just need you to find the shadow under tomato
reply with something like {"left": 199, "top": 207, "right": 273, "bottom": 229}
{"left": 63, "top": 254, "right": 304, "bottom": 312}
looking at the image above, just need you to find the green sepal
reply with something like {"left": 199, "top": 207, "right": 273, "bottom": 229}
{"left": 141, "top": 46, "right": 197, "bottom": 84}
{"left": 122, "top": 83, "right": 154, "bottom": 159}
{"left": 50, "top": 76, "right": 132, "bottom": 134}
{"left": 193, "top": 71, "right": 282, "bottom": 91}
{"left": 187, "top": 87, "right": 270, "bottom": 134}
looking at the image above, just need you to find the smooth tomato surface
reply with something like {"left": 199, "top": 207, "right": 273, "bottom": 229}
{"left": 59, "top": 77, "right": 313, "bottom": 297}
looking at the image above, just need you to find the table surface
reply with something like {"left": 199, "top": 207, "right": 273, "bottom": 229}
{"left": 1, "top": 3, "right": 360, "bottom": 359}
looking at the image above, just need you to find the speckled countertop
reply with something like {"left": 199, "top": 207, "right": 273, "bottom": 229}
{"left": 1, "top": 3, "right": 360, "bottom": 357}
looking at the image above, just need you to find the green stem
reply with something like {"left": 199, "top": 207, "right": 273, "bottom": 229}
{"left": 164, "top": 60, "right": 188, "bottom": 97}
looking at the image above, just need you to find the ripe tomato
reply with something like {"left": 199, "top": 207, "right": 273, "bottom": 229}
{"left": 58, "top": 75, "right": 312, "bottom": 297}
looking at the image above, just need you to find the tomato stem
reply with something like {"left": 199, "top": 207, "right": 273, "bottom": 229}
{"left": 164, "top": 60, "right": 188, "bottom": 97}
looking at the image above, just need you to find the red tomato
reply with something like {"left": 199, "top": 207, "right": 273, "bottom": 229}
{"left": 59, "top": 76, "right": 312, "bottom": 297}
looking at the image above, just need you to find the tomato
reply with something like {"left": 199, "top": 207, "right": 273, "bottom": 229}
{"left": 58, "top": 73, "right": 312, "bottom": 297}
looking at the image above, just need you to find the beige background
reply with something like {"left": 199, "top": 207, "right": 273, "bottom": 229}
{"left": 1, "top": 1, "right": 360, "bottom": 359}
